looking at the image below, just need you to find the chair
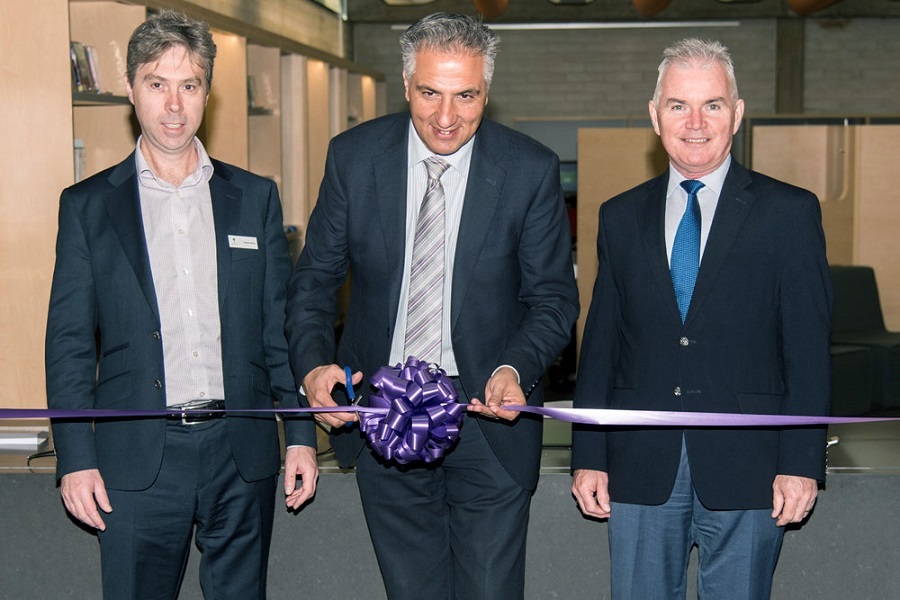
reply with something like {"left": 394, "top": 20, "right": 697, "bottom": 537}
{"left": 829, "top": 345, "right": 873, "bottom": 415}
{"left": 829, "top": 265, "right": 900, "bottom": 411}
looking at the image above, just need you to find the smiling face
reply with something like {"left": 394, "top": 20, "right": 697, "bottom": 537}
{"left": 403, "top": 49, "right": 488, "bottom": 156}
{"left": 649, "top": 59, "right": 744, "bottom": 179}
{"left": 125, "top": 45, "right": 208, "bottom": 167}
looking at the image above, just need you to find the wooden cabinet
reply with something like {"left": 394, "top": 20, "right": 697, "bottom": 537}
{"left": 2, "top": 0, "right": 383, "bottom": 411}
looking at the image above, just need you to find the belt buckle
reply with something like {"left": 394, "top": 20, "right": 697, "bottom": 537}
{"left": 178, "top": 400, "right": 223, "bottom": 425}
{"left": 180, "top": 410, "right": 209, "bottom": 426}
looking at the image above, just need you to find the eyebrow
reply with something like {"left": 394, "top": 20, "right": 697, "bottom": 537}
{"left": 142, "top": 73, "right": 204, "bottom": 86}
{"left": 415, "top": 84, "right": 482, "bottom": 97}
{"left": 665, "top": 96, "right": 726, "bottom": 106}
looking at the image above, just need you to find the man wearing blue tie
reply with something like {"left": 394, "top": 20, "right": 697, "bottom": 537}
{"left": 571, "top": 38, "right": 832, "bottom": 599}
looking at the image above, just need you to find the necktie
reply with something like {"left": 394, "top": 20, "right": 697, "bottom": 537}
{"left": 671, "top": 179, "right": 704, "bottom": 322}
{"left": 405, "top": 156, "right": 450, "bottom": 364}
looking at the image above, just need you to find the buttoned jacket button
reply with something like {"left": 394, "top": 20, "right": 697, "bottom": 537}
{"left": 152, "top": 331, "right": 161, "bottom": 340}
{"left": 673, "top": 386, "right": 682, "bottom": 396}
{"left": 154, "top": 379, "right": 163, "bottom": 389}
{"left": 679, "top": 336, "right": 689, "bottom": 347}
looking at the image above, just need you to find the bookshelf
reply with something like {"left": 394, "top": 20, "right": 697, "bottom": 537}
{"left": 3, "top": 0, "right": 385, "bottom": 411}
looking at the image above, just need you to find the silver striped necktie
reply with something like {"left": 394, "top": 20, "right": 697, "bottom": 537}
{"left": 404, "top": 156, "right": 450, "bottom": 364}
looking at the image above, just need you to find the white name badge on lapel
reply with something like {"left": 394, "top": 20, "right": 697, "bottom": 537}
{"left": 228, "top": 235, "right": 259, "bottom": 250}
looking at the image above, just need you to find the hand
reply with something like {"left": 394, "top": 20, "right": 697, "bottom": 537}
{"left": 60, "top": 469, "right": 112, "bottom": 530}
{"left": 572, "top": 469, "right": 611, "bottom": 519}
{"left": 284, "top": 445, "right": 319, "bottom": 510}
{"left": 466, "top": 367, "right": 524, "bottom": 421}
{"left": 772, "top": 474, "right": 818, "bottom": 526}
{"left": 302, "top": 364, "right": 362, "bottom": 428}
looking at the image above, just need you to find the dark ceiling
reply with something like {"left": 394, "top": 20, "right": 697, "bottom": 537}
{"left": 346, "top": 0, "right": 900, "bottom": 24}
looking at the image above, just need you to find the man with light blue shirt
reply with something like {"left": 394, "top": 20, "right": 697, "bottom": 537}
{"left": 46, "top": 10, "right": 317, "bottom": 598}
{"left": 285, "top": 12, "right": 578, "bottom": 600}
{"left": 572, "top": 38, "right": 832, "bottom": 599}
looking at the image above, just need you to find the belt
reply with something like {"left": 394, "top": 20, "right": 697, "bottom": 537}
{"left": 167, "top": 400, "right": 226, "bottom": 426}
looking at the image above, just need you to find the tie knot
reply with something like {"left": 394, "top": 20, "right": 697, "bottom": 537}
{"left": 424, "top": 156, "right": 450, "bottom": 181}
{"left": 680, "top": 179, "right": 704, "bottom": 196}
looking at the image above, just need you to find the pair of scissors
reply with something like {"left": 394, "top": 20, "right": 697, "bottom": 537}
{"left": 343, "top": 366, "right": 357, "bottom": 428}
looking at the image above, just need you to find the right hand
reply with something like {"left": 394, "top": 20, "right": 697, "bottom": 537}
{"left": 60, "top": 468, "right": 112, "bottom": 530}
{"left": 302, "top": 364, "right": 363, "bottom": 429}
{"left": 572, "top": 469, "right": 611, "bottom": 519}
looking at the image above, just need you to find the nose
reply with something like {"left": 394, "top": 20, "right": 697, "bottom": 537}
{"left": 166, "top": 89, "right": 182, "bottom": 112}
{"left": 435, "top": 97, "right": 455, "bottom": 128}
{"left": 687, "top": 107, "right": 704, "bottom": 130}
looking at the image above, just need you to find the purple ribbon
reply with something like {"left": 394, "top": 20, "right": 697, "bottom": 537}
{"left": 359, "top": 357, "right": 465, "bottom": 464}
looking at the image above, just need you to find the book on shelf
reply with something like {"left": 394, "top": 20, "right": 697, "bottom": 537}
{"left": 70, "top": 41, "right": 99, "bottom": 93}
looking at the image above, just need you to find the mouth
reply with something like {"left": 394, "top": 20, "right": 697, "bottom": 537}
{"left": 431, "top": 124, "right": 457, "bottom": 137}
{"left": 162, "top": 122, "right": 185, "bottom": 130}
{"left": 683, "top": 137, "right": 709, "bottom": 144}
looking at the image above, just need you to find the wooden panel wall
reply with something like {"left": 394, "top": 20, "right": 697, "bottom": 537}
{"left": 575, "top": 128, "right": 667, "bottom": 350}
{"left": 1, "top": 0, "right": 73, "bottom": 408}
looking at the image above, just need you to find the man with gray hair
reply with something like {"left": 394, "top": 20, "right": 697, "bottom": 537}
{"left": 286, "top": 12, "right": 578, "bottom": 599}
{"left": 46, "top": 10, "right": 318, "bottom": 598}
{"left": 571, "top": 38, "right": 831, "bottom": 599}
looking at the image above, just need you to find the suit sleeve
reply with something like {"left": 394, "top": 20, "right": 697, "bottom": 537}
{"left": 570, "top": 202, "right": 619, "bottom": 472}
{"left": 45, "top": 190, "right": 101, "bottom": 478}
{"left": 284, "top": 139, "right": 350, "bottom": 392}
{"left": 261, "top": 180, "right": 316, "bottom": 448}
{"left": 493, "top": 153, "right": 580, "bottom": 393}
{"left": 777, "top": 193, "right": 832, "bottom": 481}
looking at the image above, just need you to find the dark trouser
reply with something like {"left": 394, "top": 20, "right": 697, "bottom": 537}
{"left": 356, "top": 412, "right": 533, "bottom": 600}
{"left": 608, "top": 440, "right": 784, "bottom": 600}
{"left": 99, "top": 418, "right": 277, "bottom": 600}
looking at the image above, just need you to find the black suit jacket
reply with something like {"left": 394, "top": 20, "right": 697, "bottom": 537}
{"left": 571, "top": 160, "right": 832, "bottom": 509}
{"left": 285, "top": 113, "right": 579, "bottom": 491}
{"left": 46, "top": 153, "right": 314, "bottom": 490}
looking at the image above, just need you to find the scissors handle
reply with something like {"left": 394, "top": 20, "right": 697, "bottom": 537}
{"left": 343, "top": 366, "right": 356, "bottom": 405}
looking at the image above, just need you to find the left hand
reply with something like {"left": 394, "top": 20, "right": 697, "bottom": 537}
{"left": 284, "top": 445, "right": 319, "bottom": 510}
{"left": 772, "top": 474, "right": 818, "bottom": 526}
{"left": 466, "top": 367, "right": 525, "bottom": 421}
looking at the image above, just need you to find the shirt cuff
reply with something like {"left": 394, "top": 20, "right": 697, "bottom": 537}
{"left": 491, "top": 364, "right": 520, "bottom": 384}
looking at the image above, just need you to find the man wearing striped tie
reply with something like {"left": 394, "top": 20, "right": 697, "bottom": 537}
{"left": 571, "top": 38, "right": 832, "bottom": 600}
{"left": 285, "top": 12, "right": 579, "bottom": 600}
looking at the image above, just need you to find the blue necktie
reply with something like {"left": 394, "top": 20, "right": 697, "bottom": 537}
{"left": 671, "top": 179, "right": 704, "bottom": 322}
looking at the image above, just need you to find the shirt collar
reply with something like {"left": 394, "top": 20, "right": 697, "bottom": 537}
{"left": 666, "top": 154, "right": 732, "bottom": 198}
{"left": 406, "top": 119, "right": 476, "bottom": 175}
{"left": 135, "top": 136, "right": 214, "bottom": 190}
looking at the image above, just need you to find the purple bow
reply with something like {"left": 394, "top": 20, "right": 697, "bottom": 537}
{"left": 359, "top": 357, "right": 464, "bottom": 464}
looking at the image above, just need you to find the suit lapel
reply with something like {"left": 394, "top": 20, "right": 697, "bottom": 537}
{"left": 638, "top": 174, "right": 681, "bottom": 321}
{"left": 209, "top": 162, "right": 242, "bottom": 310}
{"left": 373, "top": 117, "right": 410, "bottom": 329}
{"left": 452, "top": 124, "right": 505, "bottom": 328}
{"left": 104, "top": 155, "right": 160, "bottom": 320}
{"left": 685, "top": 161, "right": 754, "bottom": 326}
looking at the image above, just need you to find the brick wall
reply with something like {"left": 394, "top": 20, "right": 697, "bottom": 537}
{"left": 352, "top": 18, "right": 900, "bottom": 125}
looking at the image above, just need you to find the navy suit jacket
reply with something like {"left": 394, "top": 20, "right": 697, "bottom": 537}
{"left": 285, "top": 113, "right": 579, "bottom": 491}
{"left": 571, "top": 160, "right": 832, "bottom": 509}
{"left": 46, "top": 153, "right": 314, "bottom": 490}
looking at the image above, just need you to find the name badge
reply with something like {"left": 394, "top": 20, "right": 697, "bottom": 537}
{"left": 228, "top": 235, "right": 258, "bottom": 250}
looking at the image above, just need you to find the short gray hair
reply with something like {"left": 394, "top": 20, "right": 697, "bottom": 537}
{"left": 126, "top": 10, "right": 217, "bottom": 90}
{"left": 652, "top": 38, "right": 739, "bottom": 105}
{"left": 399, "top": 13, "right": 500, "bottom": 89}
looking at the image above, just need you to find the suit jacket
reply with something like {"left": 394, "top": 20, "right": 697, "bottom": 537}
{"left": 571, "top": 160, "right": 832, "bottom": 510}
{"left": 285, "top": 113, "right": 579, "bottom": 491}
{"left": 46, "top": 153, "right": 314, "bottom": 490}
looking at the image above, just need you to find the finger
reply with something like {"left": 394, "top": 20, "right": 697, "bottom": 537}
{"left": 283, "top": 470, "right": 296, "bottom": 496}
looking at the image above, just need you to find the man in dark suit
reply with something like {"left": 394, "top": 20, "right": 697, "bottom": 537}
{"left": 571, "top": 38, "right": 832, "bottom": 599}
{"left": 45, "top": 11, "right": 317, "bottom": 599}
{"left": 285, "top": 13, "right": 578, "bottom": 599}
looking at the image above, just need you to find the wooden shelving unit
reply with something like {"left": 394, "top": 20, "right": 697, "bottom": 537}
{"left": 3, "top": 0, "right": 384, "bottom": 410}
